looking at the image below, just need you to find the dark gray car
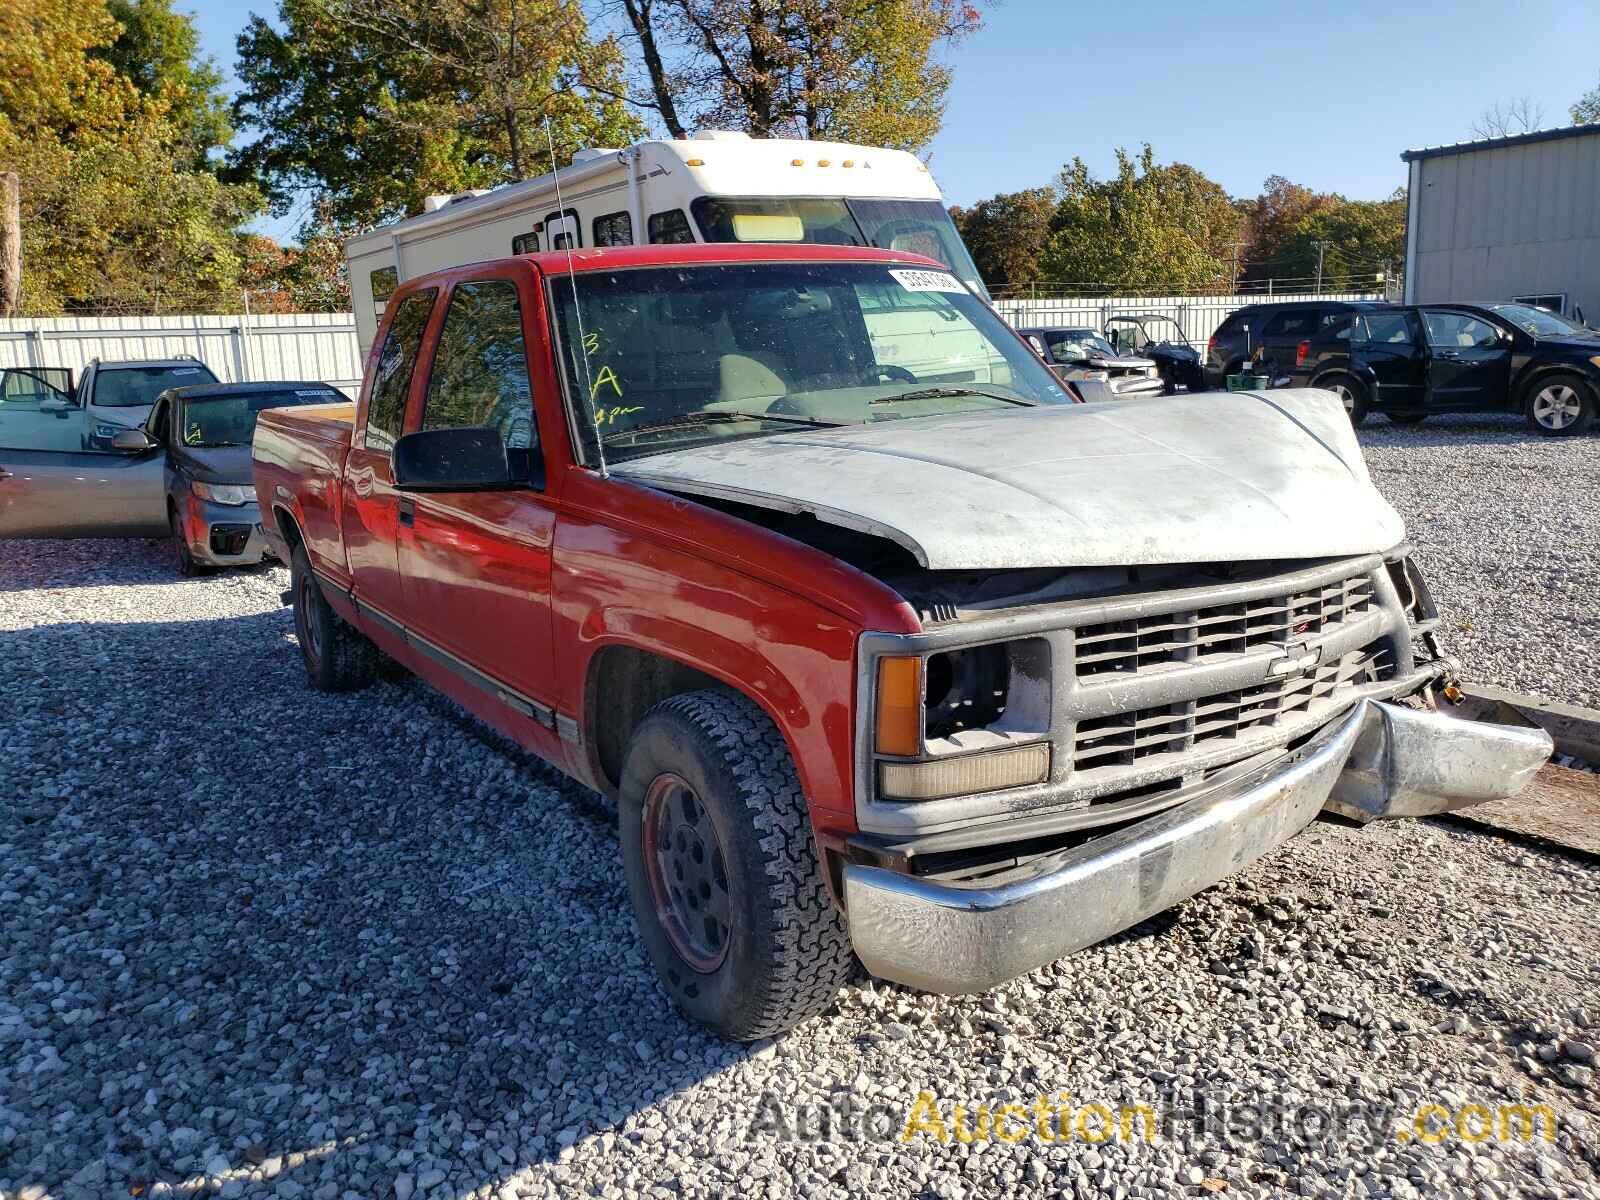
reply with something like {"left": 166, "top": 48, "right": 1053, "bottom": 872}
{"left": 121, "top": 381, "right": 347, "bottom": 573}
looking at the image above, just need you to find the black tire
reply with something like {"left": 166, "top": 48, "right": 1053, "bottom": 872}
{"left": 1386, "top": 411, "right": 1427, "bottom": 426}
{"left": 171, "top": 507, "right": 210, "bottom": 578}
{"left": 1524, "top": 372, "right": 1596, "bottom": 437}
{"left": 1318, "top": 374, "right": 1369, "bottom": 426}
{"left": 619, "top": 689, "right": 854, "bottom": 1040}
{"left": 290, "top": 543, "right": 377, "bottom": 692}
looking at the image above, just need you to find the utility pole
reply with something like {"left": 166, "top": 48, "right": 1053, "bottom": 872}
{"left": 0, "top": 172, "right": 19, "bottom": 318}
{"left": 1314, "top": 240, "right": 1328, "bottom": 292}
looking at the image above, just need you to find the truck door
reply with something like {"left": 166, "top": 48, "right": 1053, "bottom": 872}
{"left": 395, "top": 272, "right": 560, "bottom": 757}
{"left": 1352, "top": 310, "right": 1427, "bottom": 410}
{"left": 342, "top": 288, "right": 438, "bottom": 620}
{"left": 1420, "top": 309, "right": 1513, "bottom": 409}
{"left": 0, "top": 368, "right": 167, "bottom": 537}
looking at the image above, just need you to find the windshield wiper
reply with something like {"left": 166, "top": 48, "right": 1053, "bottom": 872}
{"left": 601, "top": 410, "right": 844, "bottom": 443}
{"left": 869, "top": 386, "right": 1037, "bottom": 408}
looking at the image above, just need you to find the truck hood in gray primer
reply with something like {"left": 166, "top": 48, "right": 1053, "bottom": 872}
{"left": 613, "top": 388, "right": 1405, "bottom": 570}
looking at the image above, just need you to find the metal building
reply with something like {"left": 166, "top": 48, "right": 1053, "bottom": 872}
{"left": 1402, "top": 123, "right": 1600, "bottom": 321}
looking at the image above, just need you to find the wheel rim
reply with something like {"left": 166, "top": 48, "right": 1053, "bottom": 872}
{"left": 641, "top": 772, "right": 731, "bottom": 973}
{"left": 1533, "top": 384, "right": 1582, "bottom": 430}
{"left": 297, "top": 573, "right": 322, "bottom": 663}
{"left": 1331, "top": 382, "right": 1356, "bottom": 414}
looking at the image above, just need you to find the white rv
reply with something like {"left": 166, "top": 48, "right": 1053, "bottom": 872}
{"left": 344, "top": 131, "right": 987, "bottom": 358}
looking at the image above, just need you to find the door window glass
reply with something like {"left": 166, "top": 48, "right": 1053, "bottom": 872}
{"left": 366, "top": 289, "right": 437, "bottom": 451}
{"left": 422, "top": 280, "right": 538, "bottom": 471}
{"left": 647, "top": 209, "right": 694, "bottom": 244}
{"left": 1261, "top": 311, "right": 1320, "bottom": 337}
{"left": 593, "top": 211, "right": 633, "bottom": 247}
{"left": 1358, "top": 313, "right": 1417, "bottom": 345}
{"left": 1422, "top": 311, "right": 1501, "bottom": 349}
{"left": 0, "top": 368, "right": 89, "bottom": 452}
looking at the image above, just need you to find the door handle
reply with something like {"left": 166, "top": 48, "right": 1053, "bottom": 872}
{"left": 398, "top": 497, "right": 415, "bottom": 527}
{"left": 1437, "top": 350, "right": 1461, "bottom": 360}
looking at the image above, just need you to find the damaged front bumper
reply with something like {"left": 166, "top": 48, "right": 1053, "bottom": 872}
{"left": 842, "top": 698, "right": 1551, "bottom": 994}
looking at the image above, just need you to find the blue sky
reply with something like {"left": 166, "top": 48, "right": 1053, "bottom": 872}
{"left": 187, "top": 0, "right": 1600, "bottom": 235}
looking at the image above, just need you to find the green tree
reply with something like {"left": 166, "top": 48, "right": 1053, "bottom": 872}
{"left": 949, "top": 187, "right": 1056, "bottom": 292}
{"left": 1574, "top": 75, "right": 1600, "bottom": 124}
{"left": 1036, "top": 146, "right": 1239, "bottom": 294}
{"left": 617, "top": 0, "right": 979, "bottom": 150}
{"left": 231, "top": 0, "right": 645, "bottom": 230}
{"left": 95, "top": 0, "right": 232, "bottom": 166}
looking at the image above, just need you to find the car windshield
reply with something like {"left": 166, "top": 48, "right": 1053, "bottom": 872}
{"left": 688, "top": 196, "right": 988, "bottom": 297}
{"left": 96, "top": 365, "right": 216, "bottom": 407}
{"left": 1490, "top": 304, "right": 1590, "bottom": 339}
{"left": 1042, "top": 331, "right": 1118, "bottom": 360}
{"left": 550, "top": 261, "right": 1068, "bottom": 464}
{"left": 177, "top": 387, "right": 343, "bottom": 447}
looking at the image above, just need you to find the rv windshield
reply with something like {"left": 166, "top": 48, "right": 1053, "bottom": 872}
{"left": 689, "top": 196, "right": 987, "bottom": 296}
{"left": 549, "top": 261, "right": 1067, "bottom": 465}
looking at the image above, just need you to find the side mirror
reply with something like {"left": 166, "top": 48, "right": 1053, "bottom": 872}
{"left": 111, "top": 429, "right": 156, "bottom": 452}
{"left": 393, "top": 427, "right": 513, "bottom": 491}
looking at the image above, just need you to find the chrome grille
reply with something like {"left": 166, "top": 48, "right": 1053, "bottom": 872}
{"left": 1074, "top": 572, "right": 1375, "bottom": 680}
{"left": 1073, "top": 647, "right": 1383, "bottom": 771}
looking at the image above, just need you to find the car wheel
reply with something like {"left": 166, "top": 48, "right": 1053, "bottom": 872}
{"left": 619, "top": 689, "right": 855, "bottom": 1040}
{"left": 290, "top": 542, "right": 377, "bottom": 692}
{"left": 170, "top": 504, "right": 210, "bottom": 577}
{"left": 1525, "top": 373, "right": 1596, "bottom": 436}
{"left": 1321, "top": 376, "right": 1369, "bottom": 426}
{"left": 1386, "top": 412, "right": 1427, "bottom": 426}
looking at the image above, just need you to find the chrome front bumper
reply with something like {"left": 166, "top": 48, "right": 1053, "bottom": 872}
{"left": 842, "top": 699, "right": 1551, "bottom": 994}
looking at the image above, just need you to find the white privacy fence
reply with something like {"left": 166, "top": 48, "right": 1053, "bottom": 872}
{"left": 0, "top": 313, "right": 363, "bottom": 392}
{"left": 993, "top": 291, "right": 1384, "bottom": 347}
{"left": 0, "top": 290, "right": 1385, "bottom": 392}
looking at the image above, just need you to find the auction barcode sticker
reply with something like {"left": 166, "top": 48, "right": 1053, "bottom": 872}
{"left": 889, "top": 268, "right": 966, "bottom": 294}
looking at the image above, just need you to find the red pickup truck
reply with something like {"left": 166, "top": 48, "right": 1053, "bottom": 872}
{"left": 254, "top": 243, "right": 1551, "bottom": 1039}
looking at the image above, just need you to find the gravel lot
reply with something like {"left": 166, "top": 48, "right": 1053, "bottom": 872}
{"left": 2, "top": 416, "right": 1598, "bottom": 1200}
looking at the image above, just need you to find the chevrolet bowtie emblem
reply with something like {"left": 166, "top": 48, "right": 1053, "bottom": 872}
{"left": 1267, "top": 643, "right": 1322, "bottom": 677}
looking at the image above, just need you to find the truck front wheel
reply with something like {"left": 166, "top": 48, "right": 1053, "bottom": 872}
{"left": 290, "top": 543, "right": 378, "bottom": 692}
{"left": 619, "top": 689, "right": 854, "bottom": 1039}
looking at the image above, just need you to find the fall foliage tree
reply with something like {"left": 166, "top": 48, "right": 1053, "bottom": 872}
{"left": 949, "top": 187, "right": 1055, "bottom": 291}
{"left": 0, "top": 0, "right": 261, "bottom": 314}
{"left": 1574, "top": 75, "right": 1600, "bottom": 124}
{"left": 95, "top": 0, "right": 233, "bottom": 167}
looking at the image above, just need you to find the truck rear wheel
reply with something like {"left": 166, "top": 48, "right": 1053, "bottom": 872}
{"left": 619, "top": 689, "right": 854, "bottom": 1040}
{"left": 290, "top": 543, "right": 377, "bottom": 692}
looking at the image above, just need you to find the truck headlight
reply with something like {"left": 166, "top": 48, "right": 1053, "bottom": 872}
{"left": 880, "top": 743, "right": 1050, "bottom": 801}
{"left": 191, "top": 481, "right": 255, "bottom": 506}
{"left": 93, "top": 422, "right": 121, "bottom": 439}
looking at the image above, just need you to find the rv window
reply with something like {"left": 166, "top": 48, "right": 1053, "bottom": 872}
{"left": 647, "top": 209, "right": 694, "bottom": 244}
{"left": 512, "top": 232, "right": 539, "bottom": 255}
{"left": 370, "top": 266, "right": 398, "bottom": 321}
{"left": 593, "top": 211, "right": 633, "bottom": 247}
{"left": 366, "top": 288, "right": 437, "bottom": 452}
{"left": 545, "top": 208, "right": 580, "bottom": 251}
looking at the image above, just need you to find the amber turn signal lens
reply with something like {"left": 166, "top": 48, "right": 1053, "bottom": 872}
{"left": 875, "top": 656, "right": 922, "bottom": 757}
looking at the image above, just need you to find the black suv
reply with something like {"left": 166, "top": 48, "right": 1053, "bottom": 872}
{"left": 1286, "top": 302, "right": 1600, "bottom": 435}
{"left": 1203, "top": 301, "right": 1394, "bottom": 390}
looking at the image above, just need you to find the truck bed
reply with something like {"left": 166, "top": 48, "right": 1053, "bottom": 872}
{"left": 253, "top": 401, "right": 356, "bottom": 585}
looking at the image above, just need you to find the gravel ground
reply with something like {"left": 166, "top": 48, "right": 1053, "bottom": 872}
{"left": 2, "top": 417, "right": 1598, "bottom": 1200}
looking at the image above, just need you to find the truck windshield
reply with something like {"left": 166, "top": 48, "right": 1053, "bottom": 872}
{"left": 177, "top": 388, "right": 343, "bottom": 447}
{"left": 95, "top": 365, "right": 217, "bottom": 407}
{"left": 550, "top": 261, "right": 1068, "bottom": 464}
{"left": 689, "top": 197, "right": 988, "bottom": 296}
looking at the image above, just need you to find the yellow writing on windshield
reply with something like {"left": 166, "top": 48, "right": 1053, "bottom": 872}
{"left": 595, "top": 404, "right": 643, "bottom": 427}
{"left": 589, "top": 364, "right": 623, "bottom": 401}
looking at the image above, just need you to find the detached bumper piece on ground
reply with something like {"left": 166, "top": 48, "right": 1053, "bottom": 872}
{"left": 845, "top": 699, "right": 1552, "bottom": 994}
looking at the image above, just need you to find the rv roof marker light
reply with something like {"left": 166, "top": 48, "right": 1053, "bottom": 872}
{"left": 686, "top": 158, "right": 705, "bottom": 166}
{"left": 817, "top": 159, "right": 831, "bottom": 167}
{"left": 842, "top": 160, "right": 855, "bottom": 167}
{"left": 791, "top": 158, "right": 805, "bottom": 167}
